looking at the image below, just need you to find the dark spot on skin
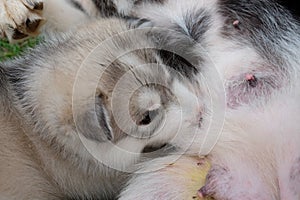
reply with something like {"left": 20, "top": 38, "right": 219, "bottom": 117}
{"left": 197, "top": 159, "right": 206, "bottom": 166}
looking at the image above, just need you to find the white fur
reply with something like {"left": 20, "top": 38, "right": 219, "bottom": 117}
{"left": 120, "top": 0, "right": 300, "bottom": 199}
{"left": 113, "top": 0, "right": 134, "bottom": 15}
{"left": 2, "top": 0, "right": 300, "bottom": 199}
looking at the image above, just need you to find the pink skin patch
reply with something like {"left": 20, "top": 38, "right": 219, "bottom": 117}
{"left": 245, "top": 73, "right": 255, "bottom": 81}
{"left": 226, "top": 72, "right": 260, "bottom": 108}
{"left": 233, "top": 20, "right": 240, "bottom": 26}
{"left": 226, "top": 67, "right": 284, "bottom": 109}
{"left": 233, "top": 20, "right": 241, "bottom": 30}
{"left": 245, "top": 73, "right": 258, "bottom": 88}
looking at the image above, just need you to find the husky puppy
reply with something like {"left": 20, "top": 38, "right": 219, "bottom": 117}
{"left": 119, "top": 0, "right": 300, "bottom": 199}
{"left": 2, "top": 0, "right": 300, "bottom": 199}
{"left": 0, "top": 17, "right": 204, "bottom": 199}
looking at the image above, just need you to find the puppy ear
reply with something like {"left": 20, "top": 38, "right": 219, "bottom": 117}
{"left": 75, "top": 93, "right": 113, "bottom": 142}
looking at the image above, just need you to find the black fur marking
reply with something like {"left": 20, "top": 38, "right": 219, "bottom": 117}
{"left": 158, "top": 49, "right": 199, "bottom": 79}
{"left": 0, "top": 66, "right": 9, "bottom": 106}
{"left": 91, "top": 0, "right": 118, "bottom": 17}
{"left": 4, "top": 59, "right": 31, "bottom": 103}
{"left": 124, "top": 16, "right": 153, "bottom": 29}
{"left": 135, "top": 0, "right": 166, "bottom": 5}
{"left": 0, "top": 66, "right": 7, "bottom": 90}
{"left": 141, "top": 143, "right": 177, "bottom": 158}
{"left": 218, "top": 0, "right": 300, "bottom": 70}
{"left": 153, "top": 9, "right": 211, "bottom": 78}
{"left": 3, "top": 38, "right": 63, "bottom": 122}
{"left": 68, "top": 0, "right": 86, "bottom": 13}
{"left": 182, "top": 9, "right": 212, "bottom": 42}
{"left": 142, "top": 143, "right": 167, "bottom": 153}
{"left": 92, "top": 0, "right": 165, "bottom": 17}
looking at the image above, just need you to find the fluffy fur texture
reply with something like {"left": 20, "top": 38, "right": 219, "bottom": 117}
{"left": 119, "top": 0, "right": 300, "bottom": 199}
{"left": 0, "top": 17, "right": 204, "bottom": 199}
{"left": 1, "top": 0, "right": 300, "bottom": 199}
{"left": 119, "top": 156, "right": 212, "bottom": 200}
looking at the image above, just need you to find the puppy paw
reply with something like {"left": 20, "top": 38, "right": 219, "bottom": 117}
{"left": 0, "top": 0, "right": 44, "bottom": 42}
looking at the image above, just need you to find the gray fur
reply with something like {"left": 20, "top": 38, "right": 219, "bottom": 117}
{"left": 2, "top": 0, "right": 300, "bottom": 199}
{"left": 0, "top": 15, "right": 199, "bottom": 199}
{"left": 91, "top": 0, "right": 118, "bottom": 17}
{"left": 218, "top": 0, "right": 300, "bottom": 73}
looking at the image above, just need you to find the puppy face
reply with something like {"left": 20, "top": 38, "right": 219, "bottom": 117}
{"left": 72, "top": 48, "right": 200, "bottom": 145}
{"left": 5, "top": 18, "right": 204, "bottom": 171}
{"left": 71, "top": 47, "right": 204, "bottom": 159}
